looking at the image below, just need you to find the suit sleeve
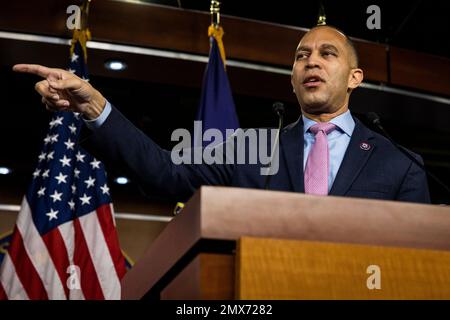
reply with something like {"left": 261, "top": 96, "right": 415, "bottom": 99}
{"left": 396, "top": 155, "right": 431, "bottom": 204}
{"left": 80, "top": 105, "right": 234, "bottom": 201}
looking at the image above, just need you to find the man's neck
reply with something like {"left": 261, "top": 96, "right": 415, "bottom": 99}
{"left": 303, "top": 105, "right": 349, "bottom": 123}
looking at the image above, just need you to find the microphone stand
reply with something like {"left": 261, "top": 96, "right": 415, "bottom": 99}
{"left": 264, "top": 102, "right": 285, "bottom": 190}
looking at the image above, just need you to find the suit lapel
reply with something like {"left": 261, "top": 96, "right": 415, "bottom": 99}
{"left": 280, "top": 118, "right": 305, "bottom": 192}
{"left": 329, "top": 118, "right": 376, "bottom": 196}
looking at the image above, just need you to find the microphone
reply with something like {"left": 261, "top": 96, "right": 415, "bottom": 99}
{"left": 264, "top": 102, "right": 285, "bottom": 190}
{"left": 366, "top": 112, "right": 450, "bottom": 198}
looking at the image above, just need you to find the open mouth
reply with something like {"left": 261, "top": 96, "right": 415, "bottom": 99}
{"left": 303, "top": 76, "right": 324, "bottom": 88}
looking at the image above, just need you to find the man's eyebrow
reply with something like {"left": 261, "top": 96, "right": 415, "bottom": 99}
{"left": 320, "top": 44, "right": 339, "bottom": 52}
{"left": 296, "top": 46, "right": 311, "bottom": 53}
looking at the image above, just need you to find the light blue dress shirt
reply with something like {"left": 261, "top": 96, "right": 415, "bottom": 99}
{"left": 83, "top": 101, "right": 112, "bottom": 130}
{"left": 85, "top": 102, "right": 355, "bottom": 192}
{"left": 302, "top": 110, "right": 355, "bottom": 192}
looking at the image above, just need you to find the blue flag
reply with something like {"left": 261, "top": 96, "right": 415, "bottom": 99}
{"left": 195, "top": 26, "right": 239, "bottom": 147}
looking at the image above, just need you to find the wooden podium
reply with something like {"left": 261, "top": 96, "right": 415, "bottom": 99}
{"left": 121, "top": 187, "right": 450, "bottom": 299}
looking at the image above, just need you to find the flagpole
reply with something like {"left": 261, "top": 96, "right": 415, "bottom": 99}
{"left": 317, "top": 0, "right": 327, "bottom": 26}
{"left": 208, "top": 0, "right": 226, "bottom": 66}
{"left": 210, "top": 0, "right": 220, "bottom": 29}
{"left": 81, "top": 0, "right": 91, "bottom": 30}
{"left": 70, "top": 0, "right": 92, "bottom": 62}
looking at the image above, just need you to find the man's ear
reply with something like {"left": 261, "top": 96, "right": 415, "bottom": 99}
{"left": 348, "top": 68, "right": 364, "bottom": 90}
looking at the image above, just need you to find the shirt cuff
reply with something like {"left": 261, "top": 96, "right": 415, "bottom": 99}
{"left": 83, "top": 100, "right": 112, "bottom": 130}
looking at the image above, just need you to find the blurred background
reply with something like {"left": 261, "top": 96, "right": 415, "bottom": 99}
{"left": 1, "top": 0, "right": 449, "bottom": 261}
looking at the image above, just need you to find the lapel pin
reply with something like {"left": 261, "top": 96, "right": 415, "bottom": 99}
{"left": 360, "top": 142, "right": 371, "bottom": 151}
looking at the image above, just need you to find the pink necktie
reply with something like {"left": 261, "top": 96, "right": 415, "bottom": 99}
{"left": 304, "top": 122, "right": 336, "bottom": 195}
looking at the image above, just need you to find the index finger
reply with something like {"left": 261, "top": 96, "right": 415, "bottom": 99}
{"left": 13, "top": 64, "right": 55, "bottom": 78}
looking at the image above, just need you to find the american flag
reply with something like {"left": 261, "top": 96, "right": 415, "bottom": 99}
{"left": 0, "top": 37, "right": 126, "bottom": 299}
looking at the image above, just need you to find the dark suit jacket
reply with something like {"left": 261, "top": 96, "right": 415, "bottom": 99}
{"left": 82, "top": 105, "right": 430, "bottom": 203}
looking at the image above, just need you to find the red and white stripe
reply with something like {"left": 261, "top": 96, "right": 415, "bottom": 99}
{"left": 58, "top": 221, "right": 85, "bottom": 300}
{"left": 0, "top": 198, "right": 125, "bottom": 300}
{"left": 0, "top": 252, "right": 29, "bottom": 300}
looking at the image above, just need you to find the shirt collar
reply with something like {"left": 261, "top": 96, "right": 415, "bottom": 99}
{"left": 302, "top": 109, "right": 355, "bottom": 137}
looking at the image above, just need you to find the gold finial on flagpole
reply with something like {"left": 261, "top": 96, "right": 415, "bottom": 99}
{"left": 70, "top": 0, "right": 92, "bottom": 61}
{"left": 210, "top": 0, "right": 221, "bottom": 28}
{"left": 208, "top": 0, "right": 226, "bottom": 66}
{"left": 80, "top": 0, "right": 91, "bottom": 31}
{"left": 317, "top": 1, "right": 327, "bottom": 26}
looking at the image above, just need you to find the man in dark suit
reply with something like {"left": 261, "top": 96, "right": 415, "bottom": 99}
{"left": 13, "top": 25, "right": 430, "bottom": 203}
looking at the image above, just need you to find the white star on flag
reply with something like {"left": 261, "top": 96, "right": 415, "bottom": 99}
{"left": 55, "top": 172, "right": 68, "bottom": 185}
{"left": 64, "top": 139, "right": 75, "bottom": 150}
{"left": 49, "top": 190, "right": 63, "bottom": 203}
{"left": 42, "top": 169, "right": 50, "bottom": 179}
{"left": 46, "top": 151, "right": 54, "bottom": 161}
{"left": 100, "top": 184, "right": 110, "bottom": 195}
{"left": 71, "top": 53, "right": 79, "bottom": 62}
{"left": 71, "top": 184, "right": 77, "bottom": 194}
{"left": 59, "top": 155, "right": 72, "bottom": 167}
{"left": 32, "top": 169, "right": 41, "bottom": 178}
{"left": 68, "top": 199, "right": 75, "bottom": 210}
{"left": 80, "top": 193, "right": 92, "bottom": 205}
{"left": 44, "top": 135, "right": 51, "bottom": 144}
{"left": 49, "top": 116, "right": 63, "bottom": 128}
{"left": 46, "top": 208, "right": 59, "bottom": 221}
{"left": 38, "top": 152, "right": 46, "bottom": 162}
{"left": 84, "top": 176, "right": 96, "bottom": 189}
{"left": 68, "top": 68, "right": 76, "bottom": 74}
{"left": 76, "top": 151, "right": 86, "bottom": 163}
{"left": 90, "top": 159, "right": 101, "bottom": 169}
{"left": 74, "top": 168, "right": 80, "bottom": 178}
{"left": 69, "top": 123, "right": 77, "bottom": 134}
{"left": 50, "top": 134, "right": 59, "bottom": 143}
{"left": 37, "top": 187, "right": 46, "bottom": 197}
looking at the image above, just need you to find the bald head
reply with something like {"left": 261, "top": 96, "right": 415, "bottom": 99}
{"left": 305, "top": 25, "right": 359, "bottom": 68}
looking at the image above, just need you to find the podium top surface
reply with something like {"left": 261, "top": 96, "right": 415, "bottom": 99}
{"left": 193, "top": 187, "right": 450, "bottom": 250}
